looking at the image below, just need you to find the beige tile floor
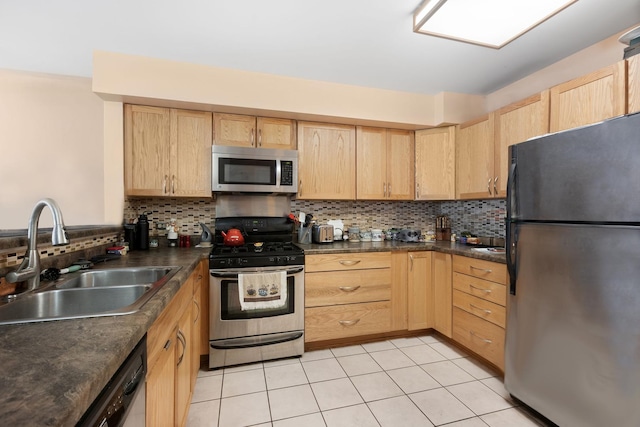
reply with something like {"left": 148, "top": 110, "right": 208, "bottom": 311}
{"left": 187, "top": 334, "right": 552, "bottom": 427}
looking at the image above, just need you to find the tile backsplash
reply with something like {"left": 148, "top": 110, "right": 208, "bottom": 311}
{"left": 124, "top": 197, "right": 505, "bottom": 238}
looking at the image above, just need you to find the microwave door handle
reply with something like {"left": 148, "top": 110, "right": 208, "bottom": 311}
{"left": 275, "top": 160, "right": 282, "bottom": 188}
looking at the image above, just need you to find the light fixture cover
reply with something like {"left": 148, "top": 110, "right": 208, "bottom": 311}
{"left": 413, "top": 0, "right": 578, "bottom": 49}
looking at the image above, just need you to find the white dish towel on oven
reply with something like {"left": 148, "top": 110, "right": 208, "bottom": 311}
{"left": 238, "top": 271, "right": 287, "bottom": 311}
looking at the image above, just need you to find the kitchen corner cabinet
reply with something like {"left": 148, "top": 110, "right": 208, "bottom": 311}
{"left": 627, "top": 55, "right": 640, "bottom": 114}
{"left": 147, "top": 266, "right": 203, "bottom": 427}
{"left": 297, "top": 122, "right": 356, "bottom": 200}
{"left": 415, "top": 126, "right": 456, "bottom": 200}
{"left": 213, "top": 113, "right": 297, "bottom": 149}
{"left": 304, "top": 252, "right": 392, "bottom": 342}
{"left": 456, "top": 114, "right": 496, "bottom": 200}
{"left": 356, "top": 127, "right": 414, "bottom": 200}
{"left": 549, "top": 61, "right": 626, "bottom": 133}
{"left": 124, "top": 105, "right": 212, "bottom": 197}
{"left": 493, "top": 91, "right": 550, "bottom": 197}
{"left": 452, "top": 255, "right": 507, "bottom": 371}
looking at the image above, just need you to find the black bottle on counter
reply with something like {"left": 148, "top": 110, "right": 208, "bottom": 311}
{"left": 123, "top": 223, "right": 138, "bottom": 250}
{"left": 136, "top": 212, "right": 150, "bottom": 250}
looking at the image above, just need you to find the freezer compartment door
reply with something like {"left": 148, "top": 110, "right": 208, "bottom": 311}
{"left": 505, "top": 223, "right": 640, "bottom": 427}
{"left": 511, "top": 113, "right": 640, "bottom": 223}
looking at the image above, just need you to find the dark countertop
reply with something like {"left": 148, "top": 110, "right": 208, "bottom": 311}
{"left": 0, "top": 246, "right": 210, "bottom": 427}
{"left": 298, "top": 240, "right": 506, "bottom": 264}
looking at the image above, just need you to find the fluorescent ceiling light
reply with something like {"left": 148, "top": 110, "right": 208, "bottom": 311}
{"left": 413, "top": 0, "right": 578, "bottom": 49}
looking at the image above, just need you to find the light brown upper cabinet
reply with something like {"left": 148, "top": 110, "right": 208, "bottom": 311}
{"left": 456, "top": 114, "right": 495, "bottom": 200}
{"left": 415, "top": 126, "right": 456, "bottom": 200}
{"left": 297, "top": 122, "right": 356, "bottom": 200}
{"left": 549, "top": 61, "right": 626, "bottom": 133}
{"left": 124, "top": 105, "right": 212, "bottom": 197}
{"left": 627, "top": 55, "right": 640, "bottom": 114}
{"left": 493, "top": 91, "right": 550, "bottom": 197}
{"left": 356, "top": 127, "right": 414, "bottom": 200}
{"left": 213, "top": 113, "right": 296, "bottom": 149}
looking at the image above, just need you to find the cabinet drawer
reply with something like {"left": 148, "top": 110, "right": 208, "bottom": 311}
{"left": 305, "top": 301, "right": 391, "bottom": 342}
{"left": 453, "top": 307, "right": 504, "bottom": 370}
{"left": 305, "top": 269, "right": 391, "bottom": 307}
{"left": 305, "top": 252, "right": 391, "bottom": 272}
{"left": 453, "top": 256, "right": 506, "bottom": 285}
{"left": 453, "top": 272, "right": 506, "bottom": 306}
{"left": 453, "top": 289, "right": 505, "bottom": 328}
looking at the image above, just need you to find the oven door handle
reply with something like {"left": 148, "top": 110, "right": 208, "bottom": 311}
{"left": 210, "top": 331, "right": 304, "bottom": 349}
{"left": 210, "top": 266, "right": 304, "bottom": 278}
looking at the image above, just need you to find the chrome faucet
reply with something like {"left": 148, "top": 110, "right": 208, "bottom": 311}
{"left": 5, "top": 198, "right": 69, "bottom": 291}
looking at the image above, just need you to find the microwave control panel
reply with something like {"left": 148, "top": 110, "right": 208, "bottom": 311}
{"left": 280, "top": 161, "right": 294, "bottom": 185}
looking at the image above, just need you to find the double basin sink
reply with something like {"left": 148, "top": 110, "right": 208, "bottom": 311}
{"left": 0, "top": 266, "right": 181, "bottom": 325}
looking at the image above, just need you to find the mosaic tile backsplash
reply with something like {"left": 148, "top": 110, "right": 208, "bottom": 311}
{"left": 124, "top": 197, "right": 506, "bottom": 238}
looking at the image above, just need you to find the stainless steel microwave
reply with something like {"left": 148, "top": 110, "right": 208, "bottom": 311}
{"left": 212, "top": 145, "right": 298, "bottom": 194}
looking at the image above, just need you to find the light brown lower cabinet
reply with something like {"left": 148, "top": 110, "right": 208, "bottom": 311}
{"left": 146, "top": 262, "right": 205, "bottom": 427}
{"left": 407, "top": 251, "right": 433, "bottom": 330}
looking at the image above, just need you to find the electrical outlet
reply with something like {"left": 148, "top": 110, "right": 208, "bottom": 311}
{"left": 156, "top": 222, "right": 166, "bottom": 230}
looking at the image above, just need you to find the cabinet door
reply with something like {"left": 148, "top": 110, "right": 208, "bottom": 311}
{"left": 191, "top": 280, "right": 202, "bottom": 387}
{"left": 456, "top": 114, "right": 495, "bottom": 200}
{"left": 213, "top": 113, "right": 256, "bottom": 147}
{"left": 124, "top": 105, "right": 171, "bottom": 196}
{"left": 146, "top": 335, "right": 176, "bottom": 427}
{"left": 550, "top": 61, "right": 626, "bottom": 133}
{"left": 432, "top": 252, "right": 452, "bottom": 338}
{"left": 494, "top": 91, "right": 550, "bottom": 197}
{"left": 171, "top": 109, "right": 213, "bottom": 197}
{"left": 386, "top": 129, "right": 415, "bottom": 200}
{"left": 198, "top": 261, "right": 210, "bottom": 357}
{"left": 356, "top": 127, "right": 387, "bottom": 199}
{"left": 415, "top": 126, "right": 455, "bottom": 200}
{"left": 297, "top": 122, "right": 356, "bottom": 200}
{"left": 407, "top": 252, "right": 433, "bottom": 331}
{"left": 175, "top": 304, "right": 192, "bottom": 427}
{"left": 257, "top": 117, "right": 297, "bottom": 149}
{"left": 627, "top": 55, "right": 640, "bottom": 114}
{"left": 390, "top": 252, "right": 408, "bottom": 331}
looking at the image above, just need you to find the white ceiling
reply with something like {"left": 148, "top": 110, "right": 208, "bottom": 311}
{"left": 1, "top": 0, "right": 639, "bottom": 95}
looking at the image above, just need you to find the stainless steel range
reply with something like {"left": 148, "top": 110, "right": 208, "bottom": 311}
{"left": 209, "top": 216, "right": 305, "bottom": 369}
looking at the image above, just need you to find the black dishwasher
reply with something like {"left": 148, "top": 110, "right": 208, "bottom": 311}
{"left": 76, "top": 335, "right": 146, "bottom": 427}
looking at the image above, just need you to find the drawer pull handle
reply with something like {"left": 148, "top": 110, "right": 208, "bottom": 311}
{"left": 338, "top": 286, "right": 361, "bottom": 292}
{"left": 470, "top": 303, "right": 492, "bottom": 314}
{"left": 338, "top": 319, "right": 361, "bottom": 327}
{"left": 163, "top": 339, "right": 172, "bottom": 351}
{"left": 339, "top": 260, "right": 361, "bottom": 266}
{"left": 469, "top": 284, "right": 492, "bottom": 293}
{"left": 470, "top": 266, "right": 492, "bottom": 273}
{"left": 470, "top": 331, "right": 492, "bottom": 344}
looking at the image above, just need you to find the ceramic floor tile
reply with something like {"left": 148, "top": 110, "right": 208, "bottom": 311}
{"left": 221, "top": 368, "right": 266, "bottom": 398}
{"left": 350, "top": 372, "right": 404, "bottom": 402}
{"left": 262, "top": 356, "right": 302, "bottom": 368}
{"left": 452, "top": 357, "right": 499, "bottom": 380}
{"left": 362, "top": 340, "right": 396, "bottom": 353}
{"left": 272, "top": 412, "right": 326, "bottom": 427}
{"left": 401, "top": 344, "right": 448, "bottom": 365}
{"left": 409, "top": 388, "right": 475, "bottom": 426}
{"left": 420, "top": 360, "right": 475, "bottom": 386}
{"left": 428, "top": 341, "right": 468, "bottom": 359}
{"left": 218, "top": 391, "right": 271, "bottom": 427}
{"left": 331, "top": 344, "right": 366, "bottom": 357}
{"left": 192, "top": 374, "right": 223, "bottom": 403}
{"left": 323, "top": 403, "right": 380, "bottom": 427}
{"left": 252, "top": 424, "right": 273, "bottom": 427}
{"left": 300, "top": 349, "right": 335, "bottom": 362}
{"left": 302, "top": 357, "right": 347, "bottom": 383}
{"left": 197, "top": 367, "right": 223, "bottom": 378}
{"left": 444, "top": 418, "right": 490, "bottom": 427}
{"left": 481, "top": 377, "right": 518, "bottom": 404}
{"left": 311, "top": 378, "right": 364, "bottom": 411}
{"left": 367, "top": 395, "right": 434, "bottom": 427}
{"left": 369, "top": 349, "right": 416, "bottom": 371}
{"left": 186, "top": 399, "right": 220, "bottom": 427}
{"left": 268, "top": 384, "right": 320, "bottom": 420}
{"left": 337, "top": 353, "right": 383, "bottom": 376}
{"left": 417, "top": 334, "right": 443, "bottom": 345}
{"left": 480, "top": 407, "right": 548, "bottom": 427}
{"left": 223, "top": 361, "right": 264, "bottom": 374}
{"left": 389, "top": 337, "right": 425, "bottom": 348}
{"left": 386, "top": 366, "right": 441, "bottom": 394}
{"left": 265, "top": 363, "right": 308, "bottom": 390}
{"left": 447, "top": 381, "right": 513, "bottom": 415}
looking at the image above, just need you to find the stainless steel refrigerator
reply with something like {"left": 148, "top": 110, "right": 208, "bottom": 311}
{"left": 505, "top": 113, "right": 640, "bottom": 427}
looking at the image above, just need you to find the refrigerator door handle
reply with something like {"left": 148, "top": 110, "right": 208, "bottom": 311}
{"left": 506, "top": 161, "right": 518, "bottom": 294}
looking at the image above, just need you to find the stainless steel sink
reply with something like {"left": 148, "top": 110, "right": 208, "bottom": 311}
{"left": 0, "top": 266, "right": 181, "bottom": 325}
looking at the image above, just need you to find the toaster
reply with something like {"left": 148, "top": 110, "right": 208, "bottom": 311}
{"left": 312, "top": 224, "right": 334, "bottom": 243}
{"left": 398, "top": 229, "right": 421, "bottom": 242}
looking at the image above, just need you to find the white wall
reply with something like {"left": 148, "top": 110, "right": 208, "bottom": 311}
{"left": 0, "top": 69, "right": 105, "bottom": 229}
